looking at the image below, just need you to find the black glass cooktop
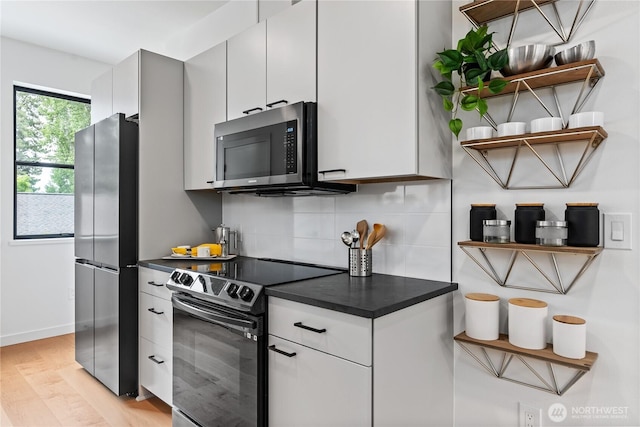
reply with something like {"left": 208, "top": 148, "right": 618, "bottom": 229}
{"left": 183, "top": 257, "right": 344, "bottom": 286}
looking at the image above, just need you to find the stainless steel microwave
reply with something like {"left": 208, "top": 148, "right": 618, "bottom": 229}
{"left": 213, "top": 102, "right": 355, "bottom": 196}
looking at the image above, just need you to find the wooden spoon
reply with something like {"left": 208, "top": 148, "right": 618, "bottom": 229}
{"left": 356, "top": 220, "right": 368, "bottom": 250}
{"left": 369, "top": 224, "right": 386, "bottom": 248}
{"left": 364, "top": 228, "right": 377, "bottom": 250}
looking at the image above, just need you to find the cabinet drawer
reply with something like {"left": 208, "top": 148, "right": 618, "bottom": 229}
{"left": 139, "top": 267, "right": 172, "bottom": 300}
{"left": 140, "top": 337, "right": 172, "bottom": 405}
{"left": 268, "top": 335, "right": 371, "bottom": 427}
{"left": 268, "top": 297, "right": 372, "bottom": 366}
{"left": 139, "top": 292, "right": 173, "bottom": 349}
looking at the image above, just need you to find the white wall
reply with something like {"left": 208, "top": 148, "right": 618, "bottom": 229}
{"left": 451, "top": 1, "right": 640, "bottom": 426}
{"left": 0, "top": 37, "right": 110, "bottom": 345}
{"left": 223, "top": 180, "right": 452, "bottom": 282}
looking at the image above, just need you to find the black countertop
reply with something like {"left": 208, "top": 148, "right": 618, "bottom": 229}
{"left": 266, "top": 273, "right": 458, "bottom": 318}
{"left": 139, "top": 258, "right": 458, "bottom": 319}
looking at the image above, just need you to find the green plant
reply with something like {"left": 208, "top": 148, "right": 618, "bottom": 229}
{"left": 433, "top": 25, "right": 509, "bottom": 138}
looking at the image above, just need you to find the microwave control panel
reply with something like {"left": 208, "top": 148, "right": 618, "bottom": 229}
{"left": 285, "top": 120, "right": 297, "bottom": 174}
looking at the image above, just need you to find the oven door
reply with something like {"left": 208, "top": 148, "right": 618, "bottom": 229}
{"left": 172, "top": 293, "right": 265, "bottom": 427}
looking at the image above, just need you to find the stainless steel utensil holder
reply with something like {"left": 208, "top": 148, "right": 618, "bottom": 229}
{"left": 349, "top": 248, "right": 372, "bottom": 277}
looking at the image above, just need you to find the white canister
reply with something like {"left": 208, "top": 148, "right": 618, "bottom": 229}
{"left": 508, "top": 298, "right": 548, "bottom": 349}
{"left": 465, "top": 293, "right": 500, "bottom": 341}
{"left": 553, "top": 315, "right": 586, "bottom": 359}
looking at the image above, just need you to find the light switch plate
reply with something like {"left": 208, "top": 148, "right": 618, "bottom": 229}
{"left": 604, "top": 213, "right": 632, "bottom": 250}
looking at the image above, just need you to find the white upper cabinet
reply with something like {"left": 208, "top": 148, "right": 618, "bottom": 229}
{"left": 266, "top": 0, "right": 317, "bottom": 108}
{"left": 227, "top": 21, "right": 267, "bottom": 120}
{"left": 90, "top": 69, "right": 113, "bottom": 124}
{"left": 317, "top": 1, "right": 452, "bottom": 183}
{"left": 112, "top": 51, "right": 139, "bottom": 120}
{"left": 184, "top": 42, "right": 227, "bottom": 190}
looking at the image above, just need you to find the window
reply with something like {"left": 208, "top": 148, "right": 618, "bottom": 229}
{"left": 14, "top": 86, "right": 91, "bottom": 239}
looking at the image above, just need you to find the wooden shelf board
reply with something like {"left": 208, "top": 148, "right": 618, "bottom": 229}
{"left": 460, "top": 126, "right": 607, "bottom": 150}
{"left": 460, "top": 0, "right": 557, "bottom": 25}
{"left": 460, "top": 59, "right": 604, "bottom": 99}
{"left": 454, "top": 332, "right": 598, "bottom": 371}
{"left": 458, "top": 240, "right": 603, "bottom": 256}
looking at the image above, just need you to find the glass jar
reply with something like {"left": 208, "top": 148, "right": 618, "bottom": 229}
{"left": 565, "top": 203, "right": 599, "bottom": 247}
{"left": 535, "top": 220, "right": 568, "bottom": 246}
{"left": 470, "top": 204, "right": 497, "bottom": 242}
{"left": 483, "top": 219, "right": 511, "bottom": 243}
{"left": 515, "top": 203, "right": 545, "bottom": 244}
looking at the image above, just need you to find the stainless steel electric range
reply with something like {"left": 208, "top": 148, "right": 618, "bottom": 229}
{"left": 166, "top": 257, "right": 344, "bottom": 427}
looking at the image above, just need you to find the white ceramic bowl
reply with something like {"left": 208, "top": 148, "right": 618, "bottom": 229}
{"left": 530, "top": 117, "right": 563, "bottom": 133}
{"left": 568, "top": 111, "right": 604, "bottom": 128}
{"left": 497, "top": 122, "right": 526, "bottom": 137}
{"left": 466, "top": 126, "right": 494, "bottom": 140}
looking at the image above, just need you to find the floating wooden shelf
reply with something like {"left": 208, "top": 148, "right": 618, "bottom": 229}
{"left": 460, "top": 59, "right": 604, "bottom": 99}
{"left": 460, "top": 126, "right": 607, "bottom": 189}
{"left": 458, "top": 240, "right": 602, "bottom": 294}
{"left": 459, "top": 0, "right": 596, "bottom": 46}
{"left": 455, "top": 331, "right": 598, "bottom": 395}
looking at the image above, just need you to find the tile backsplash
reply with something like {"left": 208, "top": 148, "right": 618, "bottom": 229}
{"left": 222, "top": 180, "right": 452, "bottom": 282}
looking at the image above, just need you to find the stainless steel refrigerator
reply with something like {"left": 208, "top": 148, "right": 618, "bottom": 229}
{"left": 74, "top": 113, "right": 138, "bottom": 396}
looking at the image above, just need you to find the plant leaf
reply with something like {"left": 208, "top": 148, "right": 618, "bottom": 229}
{"left": 443, "top": 97, "right": 454, "bottom": 112}
{"left": 474, "top": 51, "right": 488, "bottom": 72}
{"left": 488, "top": 49, "right": 509, "bottom": 70}
{"left": 437, "top": 49, "right": 463, "bottom": 70}
{"left": 465, "top": 67, "right": 486, "bottom": 84}
{"left": 488, "top": 79, "right": 508, "bottom": 94}
{"left": 433, "top": 60, "right": 453, "bottom": 80}
{"left": 477, "top": 98, "right": 488, "bottom": 117}
{"left": 477, "top": 78, "right": 484, "bottom": 92}
{"left": 433, "top": 81, "right": 455, "bottom": 97}
{"left": 460, "top": 95, "right": 479, "bottom": 111}
{"left": 449, "top": 118, "right": 463, "bottom": 138}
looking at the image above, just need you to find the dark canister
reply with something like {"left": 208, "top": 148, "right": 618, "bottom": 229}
{"left": 514, "top": 203, "right": 545, "bottom": 244}
{"left": 470, "top": 204, "right": 497, "bottom": 242}
{"left": 565, "top": 203, "right": 600, "bottom": 247}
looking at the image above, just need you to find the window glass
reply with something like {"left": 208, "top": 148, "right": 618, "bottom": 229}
{"left": 14, "top": 86, "right": 90, "bottom": 239}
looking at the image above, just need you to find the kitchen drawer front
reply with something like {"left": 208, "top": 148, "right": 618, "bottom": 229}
{"left": 140, "top": 337, "right": 172, "bottom": 405}
{"left": 139, "top": 292, "right": 173, "bottom": 349}
{"left": 268, "top": 335, "right": 371, "bottom": 427}
{"left": 268, "top": 297, "right": 372, "bottom": 366}
{"left": 139, "top": 267, "right": 172, "bottom": 300}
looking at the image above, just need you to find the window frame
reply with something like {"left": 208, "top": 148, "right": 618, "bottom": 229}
{"left": 13, "top": 85, "right": 91, "bottom": 240}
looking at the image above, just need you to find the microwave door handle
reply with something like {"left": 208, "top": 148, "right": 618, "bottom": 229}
{"left": 172, "top": 295, "right": 256, "bottom": 330}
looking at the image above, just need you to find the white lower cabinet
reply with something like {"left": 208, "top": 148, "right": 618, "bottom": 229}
{"left": 268, "top": 335, "right": 371, "bottom": 427}
{"left": 268, "top": 294, "right": 454, "bottom": 427}
{"left": 138, "top": 267, "right": 172, "bottom": 405}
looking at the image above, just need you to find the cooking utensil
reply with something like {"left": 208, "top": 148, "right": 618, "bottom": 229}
{"left": 356, "top": 220, "right": 368, "bottom": 250}
{"left": 351, "top": 230, "right": 360, "bottom": 248}
{"left": 364, "top": 228, "right": 377, "bottom": 250}
{"left": 501, "top": 44, "right": 555, "bottom": 76}
{"left": 341, "top": 231, "right": 354, "bottom": 247}
{"left": 369, "top": 224, "right": 386, "bottom": 248}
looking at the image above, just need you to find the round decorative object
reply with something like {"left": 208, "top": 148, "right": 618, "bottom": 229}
{"left": 465, "top": 293, "right": 500, "bottom": 341}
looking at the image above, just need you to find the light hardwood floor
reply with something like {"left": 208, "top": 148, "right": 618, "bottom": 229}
{"left": 0, "top": 333, "right": 172, "bottom": 427}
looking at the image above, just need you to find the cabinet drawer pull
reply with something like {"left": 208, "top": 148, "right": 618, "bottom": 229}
{"left": 242, "top": 107, "right": 264, "bottom": 115}
{"left": 206, "top": 180, "right": 214, "bottom": 184}
{"left": 268, "top": 345, "right": 297, "bottom": 358}
{"left": 148, "top": 355, "right": 165, "bottom": 364}
{"left": 147, "top": 281, "right": 163, "bottom": 287}
{"left": 266, "top": 99, "right": 288, "bottom": 108}
{"left": 294, "top": 322, "right": 326, "bottom": 334}
{"left": 318, "top": 169, "right": 346, "bottom": 175}
{"left": 148, "top": 308, "right": 164, "bottom": 315}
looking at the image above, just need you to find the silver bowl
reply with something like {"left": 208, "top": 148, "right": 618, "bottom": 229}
{"left": 501, "top": 44, "right": 555, "bottom": 76}
{"left": 554, "top": 40, "right": 596, "bottom": 66}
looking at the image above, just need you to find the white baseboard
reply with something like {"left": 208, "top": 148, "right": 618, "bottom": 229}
{"left": 0, "top": 323, "right": 75, "bottom": 347}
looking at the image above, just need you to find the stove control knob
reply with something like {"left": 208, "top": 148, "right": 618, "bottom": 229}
{"left": 238, "top": 286, "right": 254, "bottom": 302}
{"left": 180, "top": 273, "right": 193, "bottom": 287}
{"left": 226, "top": 283, "right": 239, "bottom": 298}
{"left": 170, "top": 271, "right": 182, "bottom": 283}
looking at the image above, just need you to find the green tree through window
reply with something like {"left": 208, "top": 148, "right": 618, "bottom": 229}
{"left": 14, "top": 86, "right": 91, "bottom": 238}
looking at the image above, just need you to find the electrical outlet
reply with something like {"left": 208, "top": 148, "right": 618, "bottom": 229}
{"left": 519, "top": 402, "right": 542, "bottom": 427}
{"left": 68, "top": 288, "right": 75, "bottom": 300}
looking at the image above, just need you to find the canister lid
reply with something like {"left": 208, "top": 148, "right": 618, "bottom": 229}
{"left": 566, "top": 202, "right": 599, "bottom": 207}
{"left": 516, "top": 203, "right": 544, "bottom": 207}
{"left": 536, "top": 220, "right": 568, "bottom": 227}
{"left": 471, "top": 203, "right": 496, "bottom": 207}
{"left": 465, "top": 293, "right": 500, "bottom": 302}
{"left": 553, "top": 315, "right": 586, "bottom": 325}
{"left": 509, "top": 297, "right": 547, "bottom": 308}
{"left": 483, "top": 219, "right": 511, "bottom": 226}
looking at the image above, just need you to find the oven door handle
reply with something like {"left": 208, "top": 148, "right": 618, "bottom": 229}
{"left": 172, "top": 295, "right": 257, "bottom": 330}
